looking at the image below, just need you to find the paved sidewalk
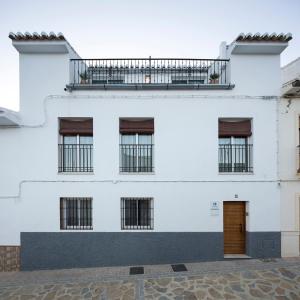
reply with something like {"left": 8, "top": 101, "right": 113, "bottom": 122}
{"left": 0, "top": 257, "right": 300, "bottom": 299}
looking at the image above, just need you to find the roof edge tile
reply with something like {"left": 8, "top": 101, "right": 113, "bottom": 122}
{"left": 9, "top": 31, "right": 66, "bottom": 41}
{"left": 235, "top": 32, "right": 292, "bottom": 43}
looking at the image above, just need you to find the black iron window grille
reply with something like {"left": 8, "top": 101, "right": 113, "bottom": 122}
{"left": 58, "top": 134, "right": 93, "bottom": 172}
{"left": 121, "top": 198, "right": 153, "bottom": 230}
{"left": 298, "top": 145, "right": 300, "bottom": 173}
{"left": 219, "top": 143, "right": 253, "bottom": 173}
{"left": 120, "top": 134, "right": 154, "bottom": 173}
{"left": 69, "top": 58, "right": 230, "bottom": 88}
{"left": 60, "top": 197, "right": 93, "bottom": 230}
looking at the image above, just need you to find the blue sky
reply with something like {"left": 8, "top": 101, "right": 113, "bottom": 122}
{"left": 0, "top": 0, "right": 299, "bottom": 110}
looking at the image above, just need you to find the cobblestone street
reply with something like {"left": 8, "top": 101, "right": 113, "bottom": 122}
{"left": 0, "top": 258, "right": 300, "bottom": 299}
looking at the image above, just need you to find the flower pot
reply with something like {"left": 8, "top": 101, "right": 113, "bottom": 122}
{"left": 210, "top": 78, "right": 219, "bottom": 84}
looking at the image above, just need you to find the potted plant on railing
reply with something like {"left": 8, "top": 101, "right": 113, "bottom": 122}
{"left": 79, "top": 71, "right": 90, "bottom": 84}
{"left": 209, "top": 73, "right": 220, "bottom": 84}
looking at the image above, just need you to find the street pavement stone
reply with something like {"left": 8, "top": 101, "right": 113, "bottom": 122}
{"left": 0, "top": 258, "right": 300, "bottom": 299}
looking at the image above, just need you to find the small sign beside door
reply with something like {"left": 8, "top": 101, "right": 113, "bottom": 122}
{"left": 210, "top": 201, "right": 220, "bottom": 216}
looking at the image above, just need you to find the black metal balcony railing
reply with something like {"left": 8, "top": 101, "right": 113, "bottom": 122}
{"left": 58, "top": 144, "right": 93, "bottom": 173}
{"left": 219, "top": 144, "right": 253, "bottom": 173}
{"left": 68, "top": 58, "right": 230, "bottom": 89}
{"left": 120, "top": 144, "right": 154, "bottom": 173}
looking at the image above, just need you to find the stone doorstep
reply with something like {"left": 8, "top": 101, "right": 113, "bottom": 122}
{"left": 224, "top": 254, "right": 252, "bottom": 259}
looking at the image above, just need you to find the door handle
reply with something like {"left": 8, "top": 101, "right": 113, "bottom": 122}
{"left": 240, "top": 224, "right": 243, "bottom": 232}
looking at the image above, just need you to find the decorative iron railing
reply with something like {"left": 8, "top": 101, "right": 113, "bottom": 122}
{"left": 68, "top": 58, "right": 230, "bottom": 89}
{"left": 120, "top": 144, "right": 154, "bottom": 173}
{"left": 58, "top": 144, "right": 93, "bottom": 173}
{"left": 219, "top": 144, "right": 253, "bottom": 173}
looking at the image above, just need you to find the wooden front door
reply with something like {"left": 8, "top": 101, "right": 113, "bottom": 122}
{"left": 223, "top": 201, "right": 246, "bottom": 254}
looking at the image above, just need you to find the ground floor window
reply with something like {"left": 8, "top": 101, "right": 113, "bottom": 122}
{"left": 60, "top": 197, "right": 93, "bottom": 230}
{"left": 121, "top": 197, "right": 153, "bottom": 230}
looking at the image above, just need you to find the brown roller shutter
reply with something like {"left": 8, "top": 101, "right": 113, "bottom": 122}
{"left": 219, "top": 120, "right": 252, "bottom": 137}
{"left": 120, "top": 119, "right": 154, "bottom": 134}
{"left": 59, "top": 118, "right": 93, "bottom": 135}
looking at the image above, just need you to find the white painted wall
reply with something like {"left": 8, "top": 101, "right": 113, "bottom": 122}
{"left": 282, "top": 57, "right": 300, "bottom": 84}
{"left": 279, "top": 94, "right": 300, "bottom": 257}
{"left": 0, "top": 95, "right": 280, "bottom": 245}
{"left": 0, "top": 40, "right": 283, "bottom": 246}
{"left": 230, "top": 54, "right": 281, "bottom": 96}
{"left": 0, "top": 181, "right": 279, "bottom": 245}
{"left": 19, "top": 53, "right": 69, "bottom": 123}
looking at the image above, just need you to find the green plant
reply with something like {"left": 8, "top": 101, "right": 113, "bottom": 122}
{"left": 79, "top": 71, "right": 89, "bottom": 81}
{"left": 210, "top": 73, "right": 220, "bottom": 80}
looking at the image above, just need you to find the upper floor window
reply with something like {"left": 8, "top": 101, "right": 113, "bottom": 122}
{"left": 58, "top": 118, "right": 93, "bottom": 173}
{"left": 60, "top": 197, "right": 93, "bottom": 230}
{"left": 119, "top": 118, "right": 154, "bottom": 173}
{"left": 218, "top": 119, "right": 253, "bottom": 173}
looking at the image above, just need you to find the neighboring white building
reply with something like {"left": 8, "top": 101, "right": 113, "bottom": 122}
{"left": 0, "top": 32, "right": 292, "bottom": 271}
{"left": 280, "top": 57, "right": 300, "bottom": 257}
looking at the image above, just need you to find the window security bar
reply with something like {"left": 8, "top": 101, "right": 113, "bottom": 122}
{"left": 58, "top": 144, "right": 93, "bottom": 172}
{"left": 60, "top": 197, "right": 93, "bottom": 230}
{"left": 121, "top": 198, "right": 153, "bottom": 230}
{"left": 120, "top": 144, "right": 154, "bottom": 173}
{"left": 219, "top": 144, "right": 253, "bottom": 173}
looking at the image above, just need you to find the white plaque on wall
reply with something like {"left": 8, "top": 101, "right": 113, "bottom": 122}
{"left": 210, "top": 201, "right": 220, "bottom": 216}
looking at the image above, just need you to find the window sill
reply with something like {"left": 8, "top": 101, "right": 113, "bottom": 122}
{"left": 119, "top": 172, "right": 155, "bottom": 175}
{"left": 60, "top": 228, "right": 93, "bottom": 231}
{"left": 58, "top": 172, "right": 94, "bottom": 175}
{"left": 218, "top": 172, "right": 254, "bottom": 175}
{"left": 121, "top": 228, "right": 154, "bottom": 231}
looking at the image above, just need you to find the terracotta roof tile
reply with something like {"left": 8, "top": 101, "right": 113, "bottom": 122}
{"left": 236, "top": 32, "right": 292, "bottom": 42}
{"left": 9, "top": 31, "right": 65, "bottom": 41}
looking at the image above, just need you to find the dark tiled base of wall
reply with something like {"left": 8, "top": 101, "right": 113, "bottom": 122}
{"left": 20, "top": 232, "right": 281, "bottom": 271}
{"left": 21, "top": 232, "right": 224, "bottom": 271}
{"left": 0, "top": 246, "right": 20, "bottom": 272}
{"left": 246, "top": 232, "right": 281, "bottom": 258}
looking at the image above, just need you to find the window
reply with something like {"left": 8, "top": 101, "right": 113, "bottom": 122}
{"left": 171, "top": 76, "right": 205, "bottom": 84}
{"left": 119, "top": 119, "right": 154, "bottom": 173}
{"left": 188, "top": 79, "right": 205, "bottom": 84}
{"left": 121, "top": 197, "right": 153, "bottom": 230}
{"left": 108, "top": 79, "right": 124, "bottom": 84}
{"left": 218, "top": 119, "right": 253, "bottom": 173}
{"left": 60, "top": 197, "right": 92, "bottom": 230}
{"left": 58, "top": 118, "right": 93, "bottom": 173}
{"left": 91, "top": 72, "right": 125, "bottom": 84}
{"left": 172, "top": 79, "right": 188, "bottom": 84}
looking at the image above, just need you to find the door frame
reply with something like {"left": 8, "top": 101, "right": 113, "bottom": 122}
{"left": 223, "top": 201, "right": 246, "bottom": 255}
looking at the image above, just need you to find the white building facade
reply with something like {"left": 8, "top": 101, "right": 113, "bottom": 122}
{"left": 0, "top": 32, "right": 292, "bottom": 271}
{"left": 280, "top": 57, "right": 300, "bottom": 257}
